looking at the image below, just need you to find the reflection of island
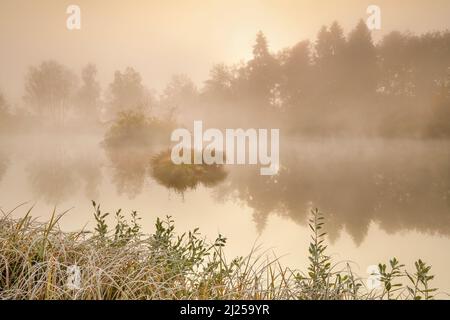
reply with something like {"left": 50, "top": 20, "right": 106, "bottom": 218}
{"left": 213, "top": 140, "right": 450, "bottom": 244}
{"left": 150, "top": 150, "right": 227, "bottom": 194}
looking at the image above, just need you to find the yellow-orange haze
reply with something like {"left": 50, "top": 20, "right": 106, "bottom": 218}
{"left": 1, "top": 0, "right": 450, "bottom": 100}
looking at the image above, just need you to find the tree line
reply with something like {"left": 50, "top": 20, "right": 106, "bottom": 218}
{"left": 1, "top": 19, "right": 449, "bottom": 137}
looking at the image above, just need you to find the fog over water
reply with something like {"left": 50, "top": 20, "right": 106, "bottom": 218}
{"left": 1, "top": 0, "right": 450, "bottom": 292}
{"left": 1, "top": 133, "right": 450, "bottom": 290}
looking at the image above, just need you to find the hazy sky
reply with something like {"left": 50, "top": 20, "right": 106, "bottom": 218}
{"left": 1, "top": 0, "right": 450, "bottom": 101}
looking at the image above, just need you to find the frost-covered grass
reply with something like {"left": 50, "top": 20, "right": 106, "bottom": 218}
{"left": 0, "top": 203, "right": 440, "bottom": 300}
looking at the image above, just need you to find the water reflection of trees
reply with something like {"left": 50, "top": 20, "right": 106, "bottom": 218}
{"left": 27, "top": 155, "right": 79, "bottom": 204}
{"left": 0, "top": 152, "right": 9, "bottom": 184}
{"left": 214, "top": 141, "right": 450, "bottom": 244}
{"left": 76, "top": 154, "right": 103, "bottom": 199}
{"left": 26, "top": 152, "right": 102, "bottom": 204}
{"left": 106, "top": 149, "right": 150, "bottom": 198}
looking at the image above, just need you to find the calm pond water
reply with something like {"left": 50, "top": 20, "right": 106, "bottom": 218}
{"left": 1, "top": 133, "right": 449, "bottom": 293}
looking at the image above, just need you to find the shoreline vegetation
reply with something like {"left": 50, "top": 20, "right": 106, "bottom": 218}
{"left": 0, "top": 202, "right": 442, "bottom": 300}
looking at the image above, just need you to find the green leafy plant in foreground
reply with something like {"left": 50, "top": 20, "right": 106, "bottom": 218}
{"left": 406, "top": 259, "right": 437, "bottom": 300}
{"left": 294, "top": 208, "right": 362, "bottom": 299}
